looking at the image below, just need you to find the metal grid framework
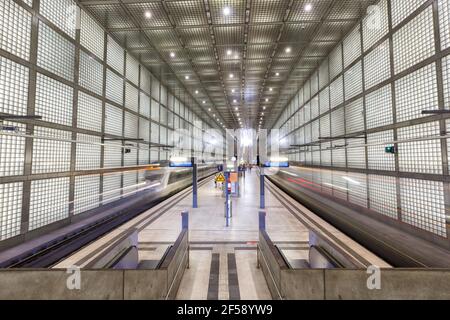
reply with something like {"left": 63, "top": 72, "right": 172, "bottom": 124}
{"left": 75, "top": 0, "right": 375, "bottom": 129}
{"left": 0, "top": 0, "right": 224, "bottom": 244}
{"left": 272, "top": 0, "right": 450, "bottom": 244}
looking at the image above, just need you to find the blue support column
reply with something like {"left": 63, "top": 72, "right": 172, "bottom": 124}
{"left": 259, "top": 211, "right": 266, "bottom": 231}
{"left": 260, "top": 172, "right": 265, "bottom": 209}
{"left": 225, "top": 171, "right": 230, "bottom": 227}
{"left": 181, "top": 211, "right": 189, "bottom": 230}
{"left": 193, "top": 159, "right": 198, "bottom": 208}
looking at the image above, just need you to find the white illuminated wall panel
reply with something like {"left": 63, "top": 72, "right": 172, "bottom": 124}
{"left": 102, "top": 173, "right": 122, "bottom": 204}
{"left": 345, "top": 98, "right": 365, "bottom": 134}
{"left": 330, "top": 76, "right": 344, "bottom": 109}
{"left": 395, "top": 63, "right": 438, "bottom": 122}
{"left": 392, "top": 6, "right": 435, "bottom": 74}
{"left": 362, "top": 0, "right": 389, "bottom": 51}
{"left": 140, "top": 92, "right": 150, "bottom": 118}
{"left": 77, "top": 92, "right": 102, "bottom": 132}
{"left": 347, "top": 139, "right": 366, "bottom": 169}
{"left": 438, "top": 0, "right": 450, "bottom": 50}
{"left": 0, "top": 0, "right": 32, "bottom": 60}
{"left": 368, "top": 175, "right": 398, "bottom": 219}
{"left": 37, "top": 22, "right": 75, "bottom": 81}
{"left": 32, "top": 127, "right": 72, "bottom": 174}
{"left": 124, "top": 112, "right": 138, "bottom": 139}
{"left": 0, "top": 182, "right": 23, "bottom": 241}
{"left": 74, "top": 175, "right": 100, "bottom": 215}
{"left": 80, "top": 9, "right": 104, "bottom": 60}
{"left": 106, "top": 70, "right": 125, "bottom": 107}
{"left": 390, "top": 0, "right": 429, "bottom": 27}
{"left": 104, "top": 141, "right": 122, "bottom": 168}
{"left": 364, "top": 40, "right": 391, "bottom": 89}
{"left": 75, "top": 134, "right": 101, "bottom": 170}
{"left": 39, "top": 0, "right": 77, "bottom": 38}
{"left": 344, "top": 61, "right": 363, "bottom": 100}
{"left": 442, "top": 54, "right": 450, "bottom": 108}
{"left": 107, "top": 36, "right": 124, "bottom": 75}
{"left": 398, "top": 122, "right": 442, "bottom": 174}
{"left": 126, "top": 54, "right": 139, "bottom": 86}
{"left": 0, "top": 56, "right": 29, "bottom": 115}
{"left": 79, "top": 50, "right": 104, "bottom": 96}
{"left": 29, "top": 177, "right": 70, "bottom": 231}
{"left": 35, "top": 73, "right": 73, "bottom": 126}
{"left": 125, "top": 83, "right": 139, "bottom": 113}
{"left": 400, "top": 178, "right": 446, "bottom": 237}
{"left": 0, "top": 122, "right": 26, "bottom": 177}
{"left": 343, "top": 26, "right": 362, "bottom": 69}
{"left": 329, "top": 45, "right": 343, "bottom": 80}
{"left": 105, "top": 104, "right": 123, "bottom": 136}
{"left": 367, "top": 130, "right": 396, "bottom": 171}
{"left": 140, "top": 68, "right": 151, "bottom": 95}
{"left": 365, "top": 85, "right": 393, "bottom": 129}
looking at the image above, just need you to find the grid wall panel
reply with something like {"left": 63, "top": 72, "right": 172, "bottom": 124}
{"left": 363, "top": 0, "right": 389, "bottom": 51}
{"left": 80, "top": 10, "right": 104, "bottom": 60}
{"left": 125, "top": 83, "right": 139, "bottom": 113}
{"left": 343, "top": 26, "right": 362, "bottom": 69}
{"left": 365, "top": 85, "right": 393, "bottom": 129}
{"left": 400, "top": 178, "right": 446, "bottom": 237}
{"left": 0, "top": 182, "right": 23, "bottom": 241}
{"left": 32, "top": 127, "right": 72, "bottom": 174}
{"left": 367, "top": 130, "right": 396, "bottom": 171}
{"left": 74, "top": 174, "right": 100, "bottom": 215}
{"left": 368, "top": 175, "right": 398, "bottom": 219}
{"left": 0, "top": 56, "right": 29, "bottom": 115}
{"left": 398, "top": 121, "right": 442, "bottom": 175}
{"left": 106, "top": 69, "right": 124, "bottom": 105}
{"left": 29, "top": 177, "right": 70, "bottom": 231}
{"left": 344, "top": 61, "right": 363, "bottom": 101}
{"left": 345, "top": 98, "right": 365, "bottom": 134}
{"left": 392, "top": 6, "right": 435, "bottom": 74}
{"left": 330, "top": 76, "right": 344, "bottom": 108}
{"left": 347, "top": 139, "right": 366, "bottom": 169}
{"left": 126, "top": 54, "right": 139, "bottom": 86}
{"left": 124, "top": 112, "right": 138, "bottom": 139}
{"left": 77, "top": 92, "right": 102, "bottom": 132}
{"left": 0, "top": 122, "right": 26, "bottom": 177}
{"left": 364, "top": 40, "right": 391, "bottom": 89}
{"left": 329, "top": 45, "right": 343, "bottom": 80}
{"left": 102, "top": 173, "right": 122, "bottom": 204}
{"left": 79, "top": 50, "right": 104, "bottom": 96}
{"left": 107, "top": 36, "right": 124, "bottom": 75}
{"left": 39, "top": 0, "right": 76, "bottom": 38}
{"left": 105, "top": 104, "right": 123, "bottom": 136}
{"left": 439, "top": 0, "right": 450, "bottom": 50}
{"left": 0, "top": 0, "right": 32, "bottom": 60}
{"left": 37, "top": 22, "right": 75, "bottom": 81}
{"left": 442, "top": 54, "right": 450, "bottom": 108}
{"left": 35, "top": 73, "right": 73, "bottom": 126}
{"left": 391, "top": 0, "right": 429, "bottom": 27}
{"left": 140, "top": 92, "right": 150, "bottom": 118}
{"left": 395, "top": 63, "right": 438, "bottom": 122}
{"left": 75, "top": 134, "right": 101, "bottom": 170}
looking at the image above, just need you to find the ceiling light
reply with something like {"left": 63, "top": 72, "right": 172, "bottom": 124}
{"left": 208, "top": 108, "right": 212, "bottom": 112}
{"left": 233, "top": 99, "right": 237, "bottom": 103}
{"left": 305, "top": 4, "right": 313, "bottom": 12}
{"left": 144, "top": 11, "right": 152, "bottom": 19}
{"left": 185, "top": 75, "right": 190, "bottom": 80}
{"left": 285, "top": 47, "right": 292, "bottom": 53}
{"left": 265, "top": 98, "right": 269, "bottom": 102}
{"left": 269, "top": 88, "right": 273, "bottom": 92}
{"left": 235, "top": 107, "right": 239, "bottom": 111}
{"left": 227, "top": 49, "right": 233, "bottom": 56}
{"left": 232, "top": 89, "right": 235, "bottom": 93}
{"left": 263, "top": 106, "right": 266, "bottom": 110}
{"left": 234, "top": 54, "right": 239, "bottom": 59}
{"left": 223, "top": 6, "right": 231, "bottom": 16}
{"left": 170, "top": 52, "right": 176, "bottom": 58}
{"left": 262, "top": 113, "right": 265, "bottom": 116}
{"left": 276, "top": 72, "right": 280, "bottom": 76}
{"left": 202, "top": 101, "right": 206, "bottom": 104}
{"left": 237, "top": 113, "right": 240, "bottom": 117}
{"left": 195, "top": 90, "right": 199, "bottom": 94}
{"left": 229, "top": 74, "right": 234, "bottom": 79}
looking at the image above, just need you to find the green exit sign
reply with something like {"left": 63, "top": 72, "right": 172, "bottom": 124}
{"left": 385, "top": 146, "right": 397, "bottom": 154}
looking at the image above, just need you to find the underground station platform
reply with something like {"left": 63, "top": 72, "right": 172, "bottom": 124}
{"left": 1, "top": 0, "right": 450, "bottom": 313}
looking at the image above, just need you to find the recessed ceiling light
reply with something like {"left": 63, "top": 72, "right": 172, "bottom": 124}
{"left": 263, "top": 106, "right": 266, "bottom": 110}
{"left": 275, "top": 72, "right": 280, "bottom": 76}
{"left": 269, "top": 88, "right": 273, "bottom": 92}
{"left": 265, "top": 98, "right": 269, "bottom": 102}
{"left": 185, "top": 75, "right": 190, "bottom": 80}
{"left": 232, "top": 89, "right": 235, "bottom": 93}
{"left": 144, "top": 11, "right": 152, "bottom": 19}
{"left": 234, "top": 54, "right": 239, "bottom": 59}
{"left": 305, "top": 4, "right": 313, "bottom": 12}
{"left": 170, "top": 52, "right": 176, "bottom": 58}
{"left": 235, "top": 107, "right": 239, "bottom": 111}
{"left": 285, "top": 47, "right": 292, "bottom": 53}
{"left": 223, "top": 6, "right": 231, "bottom": 16}
{"left": 229, "top": 74, "right": 234, "bottom": 79}
{"left": 237, "top": 113, "right": 240, "bottom": 117}
{"left": 262, "top": 113, "right": 265, "bottom": 116}
{"left": 195, "top": 90, "right": 199, "bottom": 94}
{"left": 202, "top": 101, "right": 206, "bottom": 104}
{"left": 227, "top": 49, "right": 233, "bottom": 56}
{"left": 233, "top": 99, "right": 237, "bottom": 103}
{"left": 208, "top": 108, "right": 211, "bottom": 112}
